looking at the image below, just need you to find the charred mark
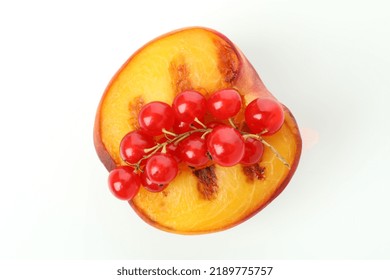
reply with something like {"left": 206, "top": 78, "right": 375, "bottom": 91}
{"left": 242, "top": 164, "right": 266, "bottom": 182}
{"left": 214, "top": 39, "right": 239, "bottom": 84}
{"left": 162, "top": 190, "right": 169, "bottom": 197}
{"left": 169, "top": 56, "right": 193, "bottom": 94}
{"left": 128, "top": 96, "right": 144, "bottom": 129}
{"left": 193, "top": 165, "right": 218, "bottom": 200}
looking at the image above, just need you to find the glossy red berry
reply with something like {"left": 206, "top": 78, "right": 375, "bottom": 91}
{"left": 207, "top": 121, "right": 224, "bottom": 129}
{"left": 172, "top": 90, "right": 206, "bottom": 123}
{"left": 207, "top": 88, "right": 242, "bottom": 120}
{"left": 108, "top": 166, "right": 141, "bottom": 200}
{"left": 138, "top": 101, "right": 175, "bottom": 136}
{"left": 141, "top": 171, "right": 167, "bottom": 192}
{"left": 145, "top": 153, "right": 178, "bottom": 185}
{"left": 240, "top": 138, "right": 264, "bottom": 165}
{"left": 245, "top": 98, "right": 284, "bottom": 135}
{"left": 206, "top": 125, "right": 245, "bottom": 167}
{"left": 120, "top": 130, "right": 155, "bottom": 164}
{"left": 165, "top": 142, "right": 181, "bottom": 163}
{"left": 172, "top": 119, "right": 191, "bottom": 134}
{"left": 179, "top": 133, "right": 209, "bottom": 167}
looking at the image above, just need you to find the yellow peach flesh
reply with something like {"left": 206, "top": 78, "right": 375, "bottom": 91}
{"left": 95, "top": 27, "right": 301, "bottom": 234}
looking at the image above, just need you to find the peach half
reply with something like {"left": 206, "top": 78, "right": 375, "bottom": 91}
{"left": 94, "top": 27, "right": 302, "bottom": 234}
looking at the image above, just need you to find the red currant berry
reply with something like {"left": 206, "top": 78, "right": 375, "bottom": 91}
{"left": 145, "top": 153, "right": 178, "bottom": 185}
{"left": 166, "top": 142, "right": 181, "bottom": 163}
{"left": 207, "top": 121, "right": 224, "bottom": 129}
{"left": 172, "top": 90, "right": 206, "bottom": 123}
{"left": 141, "top": 171, "right": 167, "bottom": 192}
{"left": 178, "top": 133, "right": 209, "bottom": 167}
{"left": 108, "top": 166, "right": 141, "bottom": 200}
{"left": 240, "top": 138, "right": 264, "bottom": 165}
{"left": 207, "top": 88, "right": 242, "bottom": 120}
{"left": 120, "top": 130, "right": 155, "bottom": 164}
{"left": 172, "top": 119, "right": 191, "bottom": 134}
{"left": 206, "top": 125, "right": 245, "bottom": 167}
{"left": 244, "top": 98, "right": 284, "bottom": 135}
{"left": 138, "top": 101, "right": 175, "bottom": 136}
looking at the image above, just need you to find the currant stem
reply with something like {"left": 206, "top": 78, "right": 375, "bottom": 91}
{"left": 228, "top": 118, "right": 237, "bottom": 129}
{"left": 194, "top": 117, "right": 207, "bottom": 129}
{"left": 161, "top": 143, "right": 167, "bottom": 154}
{"left": 132, "top": 123, "right": 290, "bottom": 172}
{"left": 144, "top": 144, "right": 161, "bottom": 154}
{"left": 127, "top": 162, "right": 141, "bottom": 173}
{"left": 260, "top": 139, "right": 291, "bottom": 169}
{"left": 162, "top": 128, "right": 177, "bottom": 137}
{"left": 173, "top": 133, "right": 190, "bottom": 145}
{"left": 243, "top": 133, "right": 291, "bottom": 169}
{"left": 201, "top": 130, "right": 212, "bottom": 139}
{"left": 137, "top": 127, "right": 211, "bottom": 168}
{"left": 143, "top": 143, "right": 163, "bottom": 158}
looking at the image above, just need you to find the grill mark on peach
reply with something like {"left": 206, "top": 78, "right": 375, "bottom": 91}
{"left": 242, "top": 164, "right": 266, "bottom": 182}
{"left": 214, "top": 39, "right": 239, "bottom": 84}
{"left": 169, "top": 56, "right": 193, "bottom": 95}
{"left": 162, "top": 190, "right": 169, "bottom": 197}
{"left": 193, "top": 165, "right": 218, "bottom": 200}
{"left": 127, "top": 96, "right": 144, "bottom": 129}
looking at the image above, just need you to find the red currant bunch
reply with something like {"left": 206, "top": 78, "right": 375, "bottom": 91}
{"left": 107, "top": 88, "right": 288, "bottom": 201}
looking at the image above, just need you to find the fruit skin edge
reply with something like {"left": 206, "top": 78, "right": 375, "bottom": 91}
{"left": 93, "top": 26, "right": 302, "bottom": 234}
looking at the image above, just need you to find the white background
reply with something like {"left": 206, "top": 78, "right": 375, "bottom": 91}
{"left": 1, "top": 0, "right": 389, "bottom": 260}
